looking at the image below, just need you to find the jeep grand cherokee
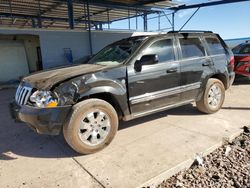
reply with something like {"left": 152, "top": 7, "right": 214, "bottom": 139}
{"left": 10, "top": 31, "right": 235, "bottom": 154}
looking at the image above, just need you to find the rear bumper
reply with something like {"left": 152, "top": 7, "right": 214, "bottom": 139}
{"left": 10, "top": 101, "right": 72, "bottom": 135}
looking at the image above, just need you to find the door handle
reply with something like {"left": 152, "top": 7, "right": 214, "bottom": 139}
{"left": 166, "top": 68, "right": 178, "bottom": 73}
{"left": 202, "top": 62, "right": 210, "bottom": 66}
{"left": 202, "top": 59, "right": 214, "bottom": 66}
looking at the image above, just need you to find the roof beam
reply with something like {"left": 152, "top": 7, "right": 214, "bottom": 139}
{"left": 0, "top": 12, "right": 107, "bottom": 24}
{"left": 66, "top": 0, "right": 161, "bottom": 12}
{"left": 40, "top": 1, "right": 65, "bottom": 16}
{"left": 76, "top": 8, "right": 111, "bottom": 23}
{"left": 172, "top": 0, "right": 250, "bottom": 10}
{"left": 134, "top": 0, "right": 169, "bottom": 5}
{"left": 111, "top": 12, "right": 145, "bottom": 23}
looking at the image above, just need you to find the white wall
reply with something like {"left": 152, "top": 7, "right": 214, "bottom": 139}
{"left": 0, "top": 28, "right": 158, "bottom": 70}
{"left": 38, "top": 31, "right": 91, "bottom": 69}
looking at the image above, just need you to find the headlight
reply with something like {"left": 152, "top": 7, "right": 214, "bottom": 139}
{"left": 30, "top": 90, "right": 58, "bottom": 108}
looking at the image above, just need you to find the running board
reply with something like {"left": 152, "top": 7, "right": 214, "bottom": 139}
{"left": 123, "top": 100, "right": 194, "bottom": 121}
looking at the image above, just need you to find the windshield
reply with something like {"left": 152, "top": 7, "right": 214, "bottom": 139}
{"left": 88, "top": 36, "right": 147, "bottom": 66}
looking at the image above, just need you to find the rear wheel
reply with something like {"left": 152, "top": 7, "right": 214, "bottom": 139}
{"left": 63, "top": 99, "right": 118, "bottom": 154}
{"left": 196, "top": 78, "right": 225, "bottom": 114}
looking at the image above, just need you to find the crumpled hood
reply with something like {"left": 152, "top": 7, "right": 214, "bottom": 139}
{"left": 23, "top": 64, "right": 105, "bottom": 90}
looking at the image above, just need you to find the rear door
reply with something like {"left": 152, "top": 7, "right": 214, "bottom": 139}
{"left": 176, "top": 35, "right": 213, "bottom": 102}
{"left": 204, "top": 35, "right": 229, "bottom": 71}
{"left": 127, "top": 37, "right": 181, "bottom": 115}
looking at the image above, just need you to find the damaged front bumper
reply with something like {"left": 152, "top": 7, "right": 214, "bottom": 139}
{"left": 9, "top": 101, "right": 72, "bottom": 135}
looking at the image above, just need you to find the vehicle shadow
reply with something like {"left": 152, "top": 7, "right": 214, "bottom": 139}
{"left": 119, "top": 104, "right": 203, "bottom": 130}
{"left": 0, "top": 89, "right": 80, "bottom": 160}
{"left": 222, "top": 107, "right": 250, "bottom": 111}
{"left": 233, "top": 76, "right": 250, "bottom": 85}
{"left": 0, "top": 123, "right": 79, "bottom": 160}
{"left": 1, "top": 76, "right": 249, "bottom": 159}
{"left": 1, "top": 90, "right": 202, "bottom": 160}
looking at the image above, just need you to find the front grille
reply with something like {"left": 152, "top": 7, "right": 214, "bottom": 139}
{"left": 15, "top": 84, "right": 33, "bottom": 106}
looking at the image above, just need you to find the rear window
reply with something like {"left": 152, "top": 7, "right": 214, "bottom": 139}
{"left": 205, "top": 37, "right": 226, "bottom": 55}
{"left": 179, "top": 38, "right": 205, "bottom": 59}
{"left": 232, "top": 44, "right": 242, "bottom": 54}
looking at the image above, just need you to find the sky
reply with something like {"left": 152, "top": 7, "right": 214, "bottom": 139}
{"left": 106, "top": 0, "right": 250, "bottom": 40}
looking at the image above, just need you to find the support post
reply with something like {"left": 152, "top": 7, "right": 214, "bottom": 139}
{"left": 8, "top": 0, "right": 14, "bottom": 23}
{"left": 158, "top": 13, "right": 160, "bottom": 31}
{"left": 37, "top": 17, "right": 42, "bottom": 28}
{"left": 31, "top": 19, "right": 36, "bottom": 28}
{"left": 87, "top": 1, "right": 93, "bottom": 56}
{"left": 37, "top": 0, "right": 42, "bottom": 28}
{"left": 172, "top": 12, "right": 175, "bottom": 31}
{"left": 179, "top": 7, "right": 200, "bottom": 31}
{"left": 99, "top": 23, "right": 103, "bottom": 30}
{"left": 128, "top": 10, "right": 130, "bottom": 30}
{"left": 107, "top": 9, "right": 110, "bottom": 29}
{"left": 67, "top": 0, "right": 74, "bottom": 29}
{"left": 143, "top": 13, "right": 147, "bottom": 32}
{"left": 136, "top": 10, "right": 138, "bottom": 30}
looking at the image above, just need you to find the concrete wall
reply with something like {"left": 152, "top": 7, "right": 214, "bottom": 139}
{"left": 18, "top": 35, "right": 40, "bottom": 72}
{"left": 0, "top": 35, "right": 40, "bottom": 72}
{"left": 38, "top": 31, "right": 91, "bottom": 69}
{"left": 0, "top": 28, "right": 160, "bottom": 70}
{"left": 0, "top": 28, "right": 146, "bottom": 70}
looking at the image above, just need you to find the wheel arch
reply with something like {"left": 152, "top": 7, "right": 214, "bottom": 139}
{"left": 78, "top": 92, "right": 125, "bottom": 120}
{"left": 210, "top": 73, "right": 228, "bottom": 89}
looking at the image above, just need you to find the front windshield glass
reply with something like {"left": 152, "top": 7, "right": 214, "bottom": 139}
{"left": 88, "top": 36, "right": 147, "bottom": 66}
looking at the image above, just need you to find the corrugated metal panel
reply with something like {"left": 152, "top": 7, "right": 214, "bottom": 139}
{"left": 0, "top": 0, "right": 174, "bottom": 29}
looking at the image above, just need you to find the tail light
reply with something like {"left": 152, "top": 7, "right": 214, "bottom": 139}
{"left": 229, "top": 55, "right": 235, "bottom": 71}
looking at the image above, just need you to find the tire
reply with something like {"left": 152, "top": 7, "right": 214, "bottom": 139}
{"left": 63, "top": 99, "right": 118, "bottom": 154}
{"left": 196, "top": 78, "right": 225, "bottom": 114}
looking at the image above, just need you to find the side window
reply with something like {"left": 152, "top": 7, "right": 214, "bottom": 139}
{"left": 143, "top": 39, "right": 175, "bottom": 63}
{"left": 179, "top": 37, "right": 205, "bottom": 59}
{"left": 240, "top": 44, "right": 250, "bottom": 54}
{"left": 205, "top": 37, "right": 226, "bottom": 55}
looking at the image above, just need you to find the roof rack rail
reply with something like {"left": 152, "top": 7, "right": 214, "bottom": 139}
{"left": 168, "top": 30, "right": 213, "bottom": 33}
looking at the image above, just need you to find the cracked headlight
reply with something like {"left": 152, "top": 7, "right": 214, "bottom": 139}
{"left": 30, "top": 90, "right": 58, "bottom": 108}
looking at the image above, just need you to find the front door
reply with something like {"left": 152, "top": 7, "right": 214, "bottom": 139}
{"left": 127, "top": 37, "right": 181, "bottom": 115}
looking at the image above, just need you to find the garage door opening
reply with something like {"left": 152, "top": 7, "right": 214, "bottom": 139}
{"left": 0, "top": 35, "right": 42, "bottom": 84}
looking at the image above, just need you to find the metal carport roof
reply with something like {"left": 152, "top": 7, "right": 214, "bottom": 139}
{"left": 0, "top": 0, "right": 176, "bottom": 29}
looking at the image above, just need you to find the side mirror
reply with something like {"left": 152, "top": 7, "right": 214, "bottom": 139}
{"left": 134, "top": 54, "right": 159, "bottom": 72}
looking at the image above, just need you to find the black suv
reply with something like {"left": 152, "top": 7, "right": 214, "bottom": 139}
{"left": 10, "top": 31, "right": 235, "bottom": 154}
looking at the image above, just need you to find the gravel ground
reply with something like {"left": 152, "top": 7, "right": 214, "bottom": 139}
{"left": 158, "top": 127, "right": 250, "bottom": 188}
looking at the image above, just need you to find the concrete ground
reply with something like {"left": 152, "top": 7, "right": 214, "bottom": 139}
{"left": 0, "top": 80, "right": 250, "bottom": 188}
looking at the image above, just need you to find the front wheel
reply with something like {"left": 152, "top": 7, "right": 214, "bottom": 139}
{"left": 63, "top": 99, "right": 118, "bottom": 154}
{"left": 196, "top": 78, "right": 225, "bottom": 114}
